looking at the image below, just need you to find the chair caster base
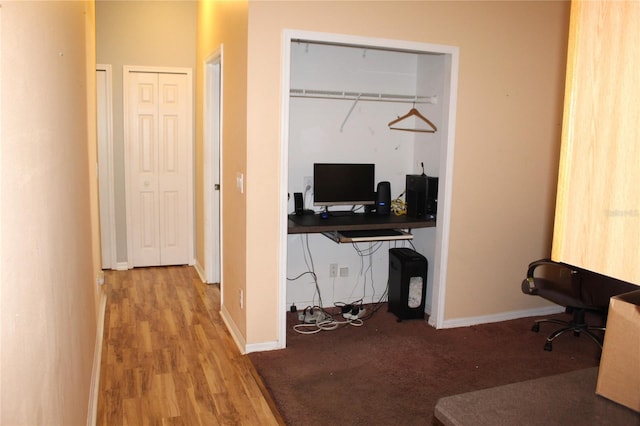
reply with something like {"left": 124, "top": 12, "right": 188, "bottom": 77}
{"left": 532, "top": 323, "right": 540, "bottom": 333}
{"left": 544, "top": 341, "right": 553, "bottom": 351}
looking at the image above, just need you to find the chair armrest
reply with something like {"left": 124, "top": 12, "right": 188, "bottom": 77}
{"left": 523, "top": 258, "right": 638, "bottom": 313}
{"left": 526, "top": 259, "right": 576, "bottom": 279}
{"left": 522, "top": 259, "right": 581, "bottom": 299}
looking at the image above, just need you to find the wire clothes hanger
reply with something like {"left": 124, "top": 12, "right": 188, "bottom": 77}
{"left": 388, "top": 104, "right": 437, "bottom": 133}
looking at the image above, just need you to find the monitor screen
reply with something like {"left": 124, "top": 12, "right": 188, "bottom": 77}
{"left": 313, "top": 163, "right": 375, "bottom": 207}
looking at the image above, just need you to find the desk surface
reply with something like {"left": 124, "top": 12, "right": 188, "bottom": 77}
{"left": 287, "top": 212, "right": 435, "bottom": 234}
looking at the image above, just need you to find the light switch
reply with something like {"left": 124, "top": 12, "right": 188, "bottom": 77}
{"left": 236, "top": 172, "right": 244, "bottom": 194}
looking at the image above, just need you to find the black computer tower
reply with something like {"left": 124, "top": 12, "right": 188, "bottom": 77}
{"left": 425, "top": 175, "right": 438, "bottom": 215}
{"left": 405, "top": 174, "right": 438, "bottom": 218}
{"left": 388, "top": 248, "right": 428, "bottom": 320}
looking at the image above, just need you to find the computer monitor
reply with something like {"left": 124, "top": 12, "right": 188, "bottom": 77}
{"left": 313, "top": 163, "right": 375, "bottom": 207}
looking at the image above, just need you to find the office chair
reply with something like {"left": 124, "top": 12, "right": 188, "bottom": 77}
{"left": 521, "top": 259, "right": 636, "bottom": 351}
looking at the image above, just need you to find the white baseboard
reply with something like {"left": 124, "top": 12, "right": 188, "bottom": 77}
{"left": 219, "top": 306, "right": 283, "bottom": 354}
{"left": 194, "top": 260, "right": 206, "bottom": 283}
{"left": 221, "top": 304, "right": 564, "bottom": 354}
{"left": 115, "top": 262, "right": 129, "bottom": 271}
{"left": 438, "top": 305, "right": 565, "bottom": 329}
{"left": 87, "top": 290, "right": 107, "bottom": 426}
{"left": 246, "top": 340, "right": 283, "bottom": 354}
{"left": 220, "top": 305, "right": 247, "bottom": 354}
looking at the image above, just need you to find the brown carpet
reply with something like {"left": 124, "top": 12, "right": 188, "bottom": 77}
{"left": 248, "top": 305, "right": 602, "bottom": 425}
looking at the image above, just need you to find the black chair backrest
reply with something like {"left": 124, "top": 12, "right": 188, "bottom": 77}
{"left": 572, "top": 265, "right": 638, "bottom": 309}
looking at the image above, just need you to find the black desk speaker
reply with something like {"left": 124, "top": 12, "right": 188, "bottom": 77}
{"left": 376, "top": 181, "right": 391, "bottom": 216}
{"left": 294, "top": 192, "right": 304, "bottom": 215}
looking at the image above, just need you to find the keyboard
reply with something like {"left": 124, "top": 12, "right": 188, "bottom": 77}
{"left": 339, "top": 229, "right": 405, "bottom": 238}
{"left": 335, "top": 228, "right": 413, "bottom": 242}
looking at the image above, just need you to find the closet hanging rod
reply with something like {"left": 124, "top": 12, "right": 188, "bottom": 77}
{"left": 290, "top": 88, "right": 437, "bottom": 104}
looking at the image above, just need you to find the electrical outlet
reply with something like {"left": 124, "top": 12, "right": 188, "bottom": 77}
{"left": 339, "top": 267, "right": 349, "bottom": 277}
{"left": 303, "top": 176, "right": 313, "bottom": 192}
{"left": 329, "top": 263, "right": 338, "bottom": 278}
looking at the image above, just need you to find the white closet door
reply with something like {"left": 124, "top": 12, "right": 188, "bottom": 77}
{"left": 127, "top": 70, "right": 191, "bottom": 267}
{"left": 157, "top": 73, "right": 190, "bottom": 265}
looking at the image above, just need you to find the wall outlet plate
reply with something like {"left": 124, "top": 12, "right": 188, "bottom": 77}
{"left": 329, "top": 263, "right": 338, "bottom": 278}
{"left": 304, "top": 176, "right": 313, "bottom": 192}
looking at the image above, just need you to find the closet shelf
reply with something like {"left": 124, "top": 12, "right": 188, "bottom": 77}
{"left": 290, "top": 88, "right": 437, "bottom": 104}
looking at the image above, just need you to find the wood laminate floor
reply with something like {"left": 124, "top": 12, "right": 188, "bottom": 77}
{"left": 97, "top": 266, "right": 284, "bottom": 425}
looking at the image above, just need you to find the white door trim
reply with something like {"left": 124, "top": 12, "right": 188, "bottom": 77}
{"left": 204, "top": 48, "right": 223, "bottom": 285}
{"left": 279, "top": 30, "right": 459, "bottom": 347}
{"left": 96, "top": 64, "right": 117, "bottom": 270}
{"left": 123, "top": 65, "right": 194, "bottom": 268}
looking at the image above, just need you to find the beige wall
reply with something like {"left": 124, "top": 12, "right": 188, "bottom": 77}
{"left": 197, "top": 1, "right": 249, "bottom": 337}
{"left": 87, "top": 0, "right": 103, "bottom": 325}
{"left": 242, "top": 0, "right": 569, "bottom": 343}
{"left": 96, "top": 0, "right": 197, "bottom": 265}
{"left": 1, "top": 1, "right": 99, "bottom": 423}
{"left": 195, "top": 1, "right": 569, "bottom": 347}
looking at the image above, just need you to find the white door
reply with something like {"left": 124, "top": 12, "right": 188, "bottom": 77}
{"left": 124, "top": 67, "right": 193, "bottom": 267}
{"left": 204, "top": 51, "right": 222, "bottom": 284}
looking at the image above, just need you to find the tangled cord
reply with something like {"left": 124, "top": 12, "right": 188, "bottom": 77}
{"left": 391, "top": 191, "right": 407, "bottom": 216}
{"left": 292, "top": 289, "right": 390, "bottom": 335}
{"left": 292, "top": 314, "right": 364, "bottom": 334}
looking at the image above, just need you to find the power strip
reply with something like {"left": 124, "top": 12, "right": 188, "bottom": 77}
{"left": 342, "top": 308, "right": 366, "bottom": 321}
{"left": 298, "top": 310, "right": 326, "bottom": 324}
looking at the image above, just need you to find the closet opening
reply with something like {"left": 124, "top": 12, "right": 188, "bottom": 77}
{"left": 278, "top": 30, "right": 459, "bottom": 348}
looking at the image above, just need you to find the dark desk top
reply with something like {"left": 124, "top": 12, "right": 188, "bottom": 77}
{"left": 287, "top": 212, "right": 435, "bottom": 234}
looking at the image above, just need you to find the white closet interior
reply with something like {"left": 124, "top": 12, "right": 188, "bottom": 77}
{"left": 284, "top": 36, "right": 456, "bottom": 324}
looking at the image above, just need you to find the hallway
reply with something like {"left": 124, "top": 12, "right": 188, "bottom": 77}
{"left": 97, "top": 266, "right": 283, "bottom": 425}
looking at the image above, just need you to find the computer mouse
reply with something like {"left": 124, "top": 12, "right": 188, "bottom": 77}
{"left": 320, "top": 211, "right": 329, "bottom": 219}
